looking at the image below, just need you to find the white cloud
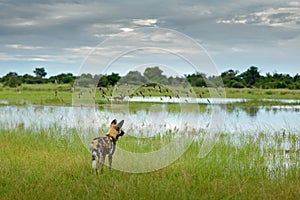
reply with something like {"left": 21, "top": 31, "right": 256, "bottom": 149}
{"left": 64, "top": 45, "right": 126, "bottom": 58}
{"left": 120, "top": 27, "right": 134, "bottom": 32}
{"left": 15, "top": 20, "right": 37, "bottom": 26}
{"left": 0, "top": 50, "right": 78, "bottom": 64}
{"left": 27, "top": 57, "right": 50, "bottom": 62}
{"left": 0, "top": 53, "right": 50, "bottom": 62}
{"left": 5, "top": 44, "right": 43, "bottom": 50}
{"left": 93, "top": 33, "right": 120, "bottom": 38}
{"left": 179, "top": 5, "right": 212, "bottom": 16}
{"left": 64, "top": 46, "right": 95, "bottom": 54}
{"left": 217, "top": 6, "right": 300, "bottom": 28}
{"left": 288, "top": 1, "right": 300, "bottom": 6}
{"left": 0, "top": 52, "right": 20, "bottom": 61}
{"left": 132, "top": 19, "right": 158, "bottom": 26}
{"left": 230, "top": 47, "right": 248, "bottom": 53}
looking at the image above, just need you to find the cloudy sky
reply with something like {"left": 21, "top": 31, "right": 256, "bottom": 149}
{"left": 0, "top": 0, "right": 299, "bottom": 77}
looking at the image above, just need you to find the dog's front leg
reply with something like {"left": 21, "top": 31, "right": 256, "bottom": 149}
{"left": 108, "top": 154, "right": 113, "bottom": 170}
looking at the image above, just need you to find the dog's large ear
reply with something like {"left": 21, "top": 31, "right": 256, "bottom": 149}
{"left": 117, "top": 120, "right": 124, "bottom": 129}
{"left": 111, "top": 119, "right": 117, "bottom": 126}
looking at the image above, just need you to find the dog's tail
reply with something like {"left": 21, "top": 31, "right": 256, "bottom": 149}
{"left": 91, "top": 139, "right": 98, "bottom": 170}
{"left": 91, "top": 149, "right": 97, "bottom": 170}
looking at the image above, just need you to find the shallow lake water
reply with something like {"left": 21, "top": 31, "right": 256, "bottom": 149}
{"left": 127, "top": 96, "right": 300, "bottom": 104}
{"left": 1, "top": 97, "right": 300, "bottom": 150}
{"left": 1, "top": 100, "right": 299, "bottom": 136}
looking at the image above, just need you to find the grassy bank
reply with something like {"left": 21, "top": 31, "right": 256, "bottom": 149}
{"left": 224, "top": 88, "right": 300, "bottom": 99}
{"left": 0, "top": 84, "right": 73, "bottom": 106}
{"left": 1, "top": 84, "right": 300, "bottom": 106}
{"left": 1, "top": 127, "right": 299, "bottom": 199}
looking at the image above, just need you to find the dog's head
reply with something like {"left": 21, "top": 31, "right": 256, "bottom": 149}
{"left": 106, "top": 119, "right": 125, "bottom": 142}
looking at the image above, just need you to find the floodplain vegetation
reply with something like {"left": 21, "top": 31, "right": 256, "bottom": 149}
{"left": 1, "top": 83, "right": 300, "bottom": 106}
{"left": 1, "top": 125, "right": 300, "bottom": 199}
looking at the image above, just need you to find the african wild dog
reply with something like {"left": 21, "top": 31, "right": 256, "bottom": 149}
{"left": 90, "top": 119, "right": 125, "bottom": 172}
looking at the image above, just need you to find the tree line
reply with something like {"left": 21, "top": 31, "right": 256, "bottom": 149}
{"left": 1, "top": 66, "right": 300, "bottom": 89}
{"left": 220, "top": 66, "right": 300, "bottom": 89}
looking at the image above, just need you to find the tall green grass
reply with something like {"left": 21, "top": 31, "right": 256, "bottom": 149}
{"left": 1, "top": 126, "right": 299, "bottom": 199}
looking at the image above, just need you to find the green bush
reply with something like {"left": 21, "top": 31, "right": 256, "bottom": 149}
{"left": 231, "top": 81, "right": 244, "bottom": 88}
{"left": 4, "top": 76, "right": 22, "bottom": 87}
{"left": 265, "top": 90, "right": 274, "bottom": 95}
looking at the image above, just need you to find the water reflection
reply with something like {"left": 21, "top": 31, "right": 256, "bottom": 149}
{"left": 225, "top": 105, "right": 260, "bottom": 117}
{"left": 223, "top": 104, "right": 300, "bottom": 118}
{"left": 1, "top": 104, "right": 299, "bottom": 136}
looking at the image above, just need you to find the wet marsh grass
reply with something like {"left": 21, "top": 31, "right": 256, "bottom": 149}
{"left": 1, "top": 126, "right": 300, "bottom": 199}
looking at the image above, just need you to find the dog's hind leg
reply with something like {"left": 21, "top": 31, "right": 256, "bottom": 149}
{"left": 99, "top": 153, "right": 105, "bottom": 172}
